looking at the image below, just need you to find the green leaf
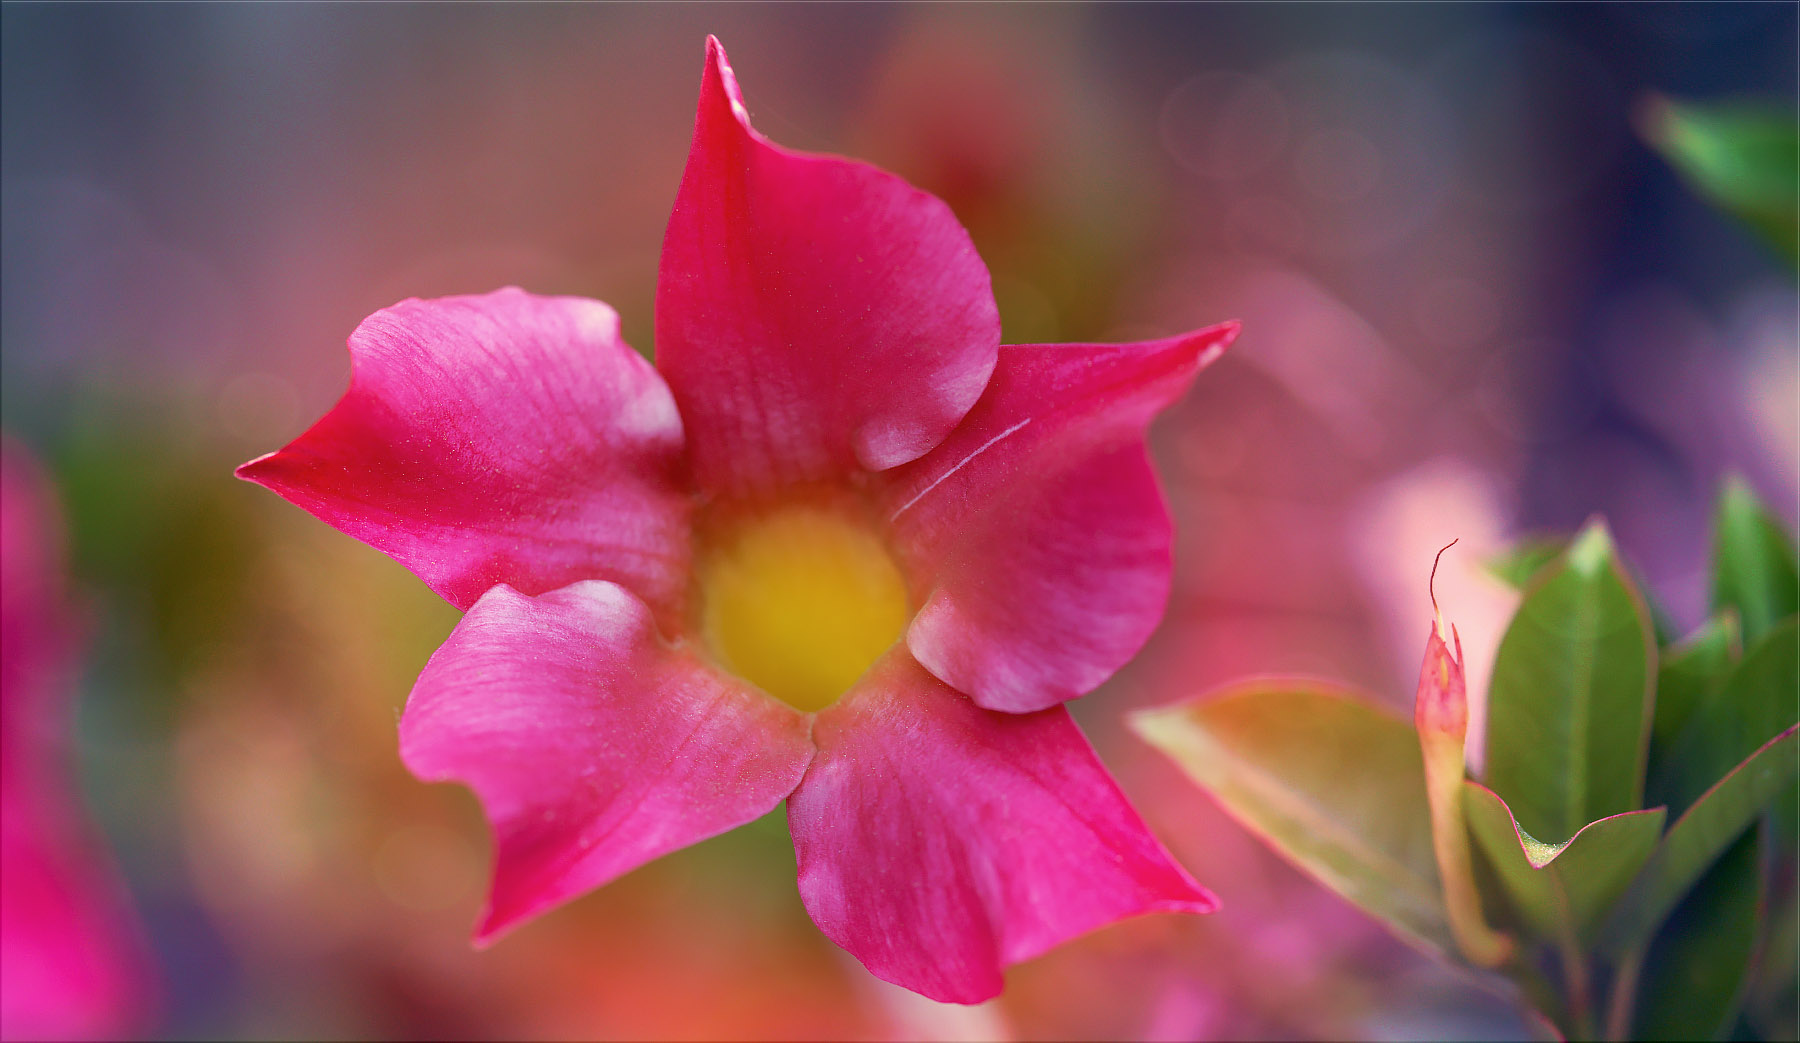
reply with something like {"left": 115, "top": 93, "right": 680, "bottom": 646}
{"left": 1649, "top": 614, "right": 1741, "bottom": 770}
{"left": 1462, "top": 783, "right": 1665, "bottom": 944}
{"left": 1710, "top": 478, "right": 1799, "bottom": 642}
{"left": 1599, "top": 726, "right": 1798, "bottom": 955}
{"left": 1130, "top": 682, "right": 1452, "bottom": 958}
{"left": 1633, "top": 829, "right": 1764, "bottom": 1041}
{"left": 1489, "top": 534, "right": 1677, "bottom": 646}
{"left": 1640, "top": 95, "right": 1799, "bottom": 266}
{"left": 1485, "top": 521, "right": 1656, "bottom": 844}
{"left": 1487, "top": 538, "right": 1565, "bottom": 589}
{"left": 1651, "top": 616, "right": 1798, "bottom": 816}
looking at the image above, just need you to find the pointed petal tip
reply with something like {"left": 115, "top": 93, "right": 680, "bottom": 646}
{"left": 996, "top": 883, "right": 1220, "bottom": 977}
{"left": 470, "top": 902, "right": 520, "bottom": 950}
{"left": 697, "top": 33, "right": 748, "bottom": 126}
{"left": 1187, "top": 319, "right": 1241, "bottom": 368}
{"left": 1189, "top": 892, "right": 1224, "bottom": 915}
{"left": 1160, "top": 883, "right": 1223, "bottom": 916}
{"left": 1145, "top": 844, "right": 1221, "bottom": 916}
{"left": 1082, "top": 319, "right": 1236, "bottom": 384}
{"left": 234, "top": 450, "right": 280, "bottom": 484}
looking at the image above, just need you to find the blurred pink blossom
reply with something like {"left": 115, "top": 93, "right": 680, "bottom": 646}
{"left": 1, "top": 439, "right": 150, "bottom": 1041}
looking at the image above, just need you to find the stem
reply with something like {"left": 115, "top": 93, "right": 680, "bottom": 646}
{"left": 1421, "top": 738, "right": 1513, "bottom": 967}
{"left": 1558, "top": 928, "right": 1596, "bottom": 1040}
{"left": 1602, "top": 947, "right": 1644, "bottom": 1042}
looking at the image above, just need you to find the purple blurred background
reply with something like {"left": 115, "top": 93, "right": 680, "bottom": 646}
{"left": 2, "top": 4, "right": 1793, "bottom": 1039}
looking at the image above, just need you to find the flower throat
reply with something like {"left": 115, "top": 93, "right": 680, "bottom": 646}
{"left": 698, "top": 504, "right": 909, "bottom": 712}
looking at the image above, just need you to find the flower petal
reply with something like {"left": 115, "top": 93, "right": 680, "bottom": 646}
{"left": 237, "top": 288, "right": 691, "bottom": 620}
{"left": 788, "top": 651, "right": 1215, "bottom": 1004}
{"left": 398, "top": 580, "right": 814, "bottom": 942}
{"left": 656, "top": 37, "right": 1000, "bottom": 497}
{"left": 885, "top": 325, "right": 1237, "bottom": 713}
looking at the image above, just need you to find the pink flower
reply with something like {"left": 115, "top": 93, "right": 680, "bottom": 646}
{"left": 2, "top": 439, "right": 150, "bottom": 1040}
{"left": 239, "top": 37, "right": 1230, "bottom": 1004}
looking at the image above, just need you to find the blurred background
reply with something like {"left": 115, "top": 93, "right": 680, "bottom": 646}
{"left": 1, "top": 4, "right": 1793, "bottom": 1039}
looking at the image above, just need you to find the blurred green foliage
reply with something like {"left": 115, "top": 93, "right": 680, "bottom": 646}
{"left": 53, "top": 398, "right": 259, "bottom": 708}
{"left": 1641, "top": 95, "right": 1799, "bottom": 267}
{"left": 1138, "top": 480, "right": 1800, "bottom": 1041}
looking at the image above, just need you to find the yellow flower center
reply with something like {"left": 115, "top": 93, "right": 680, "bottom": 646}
{"left": 698, "top": 503, "right": 910, "bottom": 712}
